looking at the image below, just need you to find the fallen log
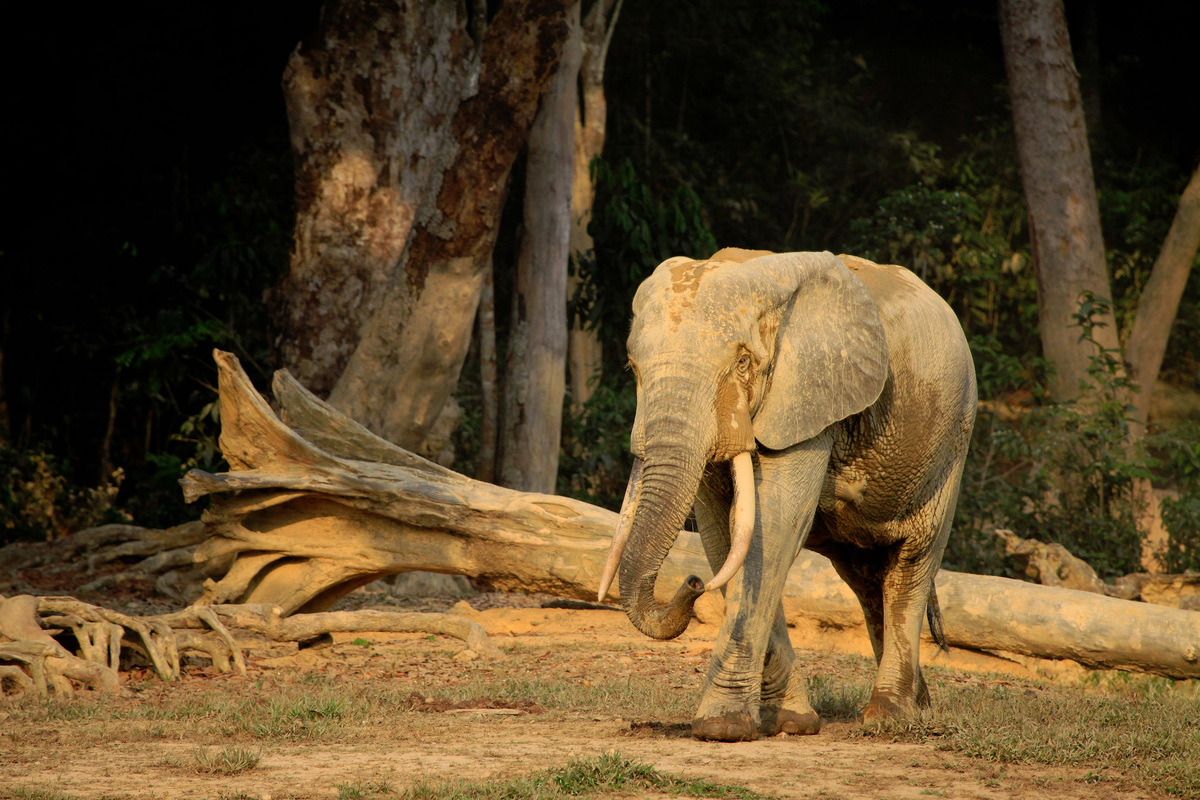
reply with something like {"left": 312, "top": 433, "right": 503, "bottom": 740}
{"left": 179, "top": 350, "right": 1200, "bottom": 679}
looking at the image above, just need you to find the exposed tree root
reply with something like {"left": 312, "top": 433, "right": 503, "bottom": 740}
{"left": 0, "top": 593, "right": 503, "bottom": 697}
{"left": 0, "top": 520, "right": 222, "bottom": 604}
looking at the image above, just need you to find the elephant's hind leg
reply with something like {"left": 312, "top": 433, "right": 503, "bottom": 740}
{"left": 759, "top": 606, "right": 820, "bottom": 736}
{"left": 861, "top": 473, "right": 963, "bottom": 723}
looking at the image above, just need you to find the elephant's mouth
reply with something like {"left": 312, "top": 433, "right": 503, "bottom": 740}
{"left": 597, "top": 449, "right": 756, "bottom": 603}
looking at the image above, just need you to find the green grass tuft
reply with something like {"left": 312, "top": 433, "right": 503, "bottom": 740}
{"left": 5, "top": 788, "right": 84, "bottom": 800}
{"left": 404, "top": 752, "right": 768, "bottom": 800}
{"left": 191, "top": 745, "right": 262, "bottom": 775}
{"left": 337, "top": 780, "right": 394, "bottom": 799}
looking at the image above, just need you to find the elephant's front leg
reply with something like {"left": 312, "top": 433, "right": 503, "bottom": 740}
{"left": 692, "top": 436, "right": 831, "bottom": 742}
{"left": 759, "top": 607, "right": 821, "bottom": 736}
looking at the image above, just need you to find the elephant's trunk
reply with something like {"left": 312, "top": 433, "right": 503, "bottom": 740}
{"left": 617, "top": 402, "right": 710, "bottom": 640}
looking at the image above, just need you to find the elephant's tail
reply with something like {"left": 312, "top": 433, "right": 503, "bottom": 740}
{"left": 926, "top": 588, "right": 949, "bottom": 653}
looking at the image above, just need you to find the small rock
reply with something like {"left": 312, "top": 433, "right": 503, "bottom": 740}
{"left": 448, "top": 599, "right": 480, "bottom": 617}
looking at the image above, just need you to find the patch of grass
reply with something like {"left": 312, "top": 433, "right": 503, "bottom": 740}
{"left": 234, "top": 694, "right": 348, "bottom": 740}
{"left": 404, "top": 752, "right": 767, "bottom": 800}
{"left": 856, "top": 677, "right": 1200, "bottom": 798}
{"left": 421, "top": 675, "right": 695, "bottom": 722}
{"left": 338, "top": 780, "right": 394, "bottom": 799}
{"left": 192, "top": 745, "right": 263, "bottom": 774}
{"left": 808, "top": 673, "right": 870, "bottom": 722}
{"left": 5, "top": 788, "right": 84, "bottom": 800}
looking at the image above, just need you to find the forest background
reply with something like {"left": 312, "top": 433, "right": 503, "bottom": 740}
{"left": 3, "top": 0, "right": 1198, "bottom": 581}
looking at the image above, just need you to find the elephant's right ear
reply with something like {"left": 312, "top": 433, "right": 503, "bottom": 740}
{"left": 751, "top": 252, "right": 889, "bottom": 451}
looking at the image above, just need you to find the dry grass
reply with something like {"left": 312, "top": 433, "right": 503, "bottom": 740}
{"left": 5, "top": 643, "right": 1197, "bottom": 798}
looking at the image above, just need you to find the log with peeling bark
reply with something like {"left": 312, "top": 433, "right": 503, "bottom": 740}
{"left": 175, "top": 350, "right": 1200, "bottom": 680}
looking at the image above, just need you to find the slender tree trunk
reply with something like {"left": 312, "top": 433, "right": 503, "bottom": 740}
{"left": 999, "top": 0, "right": 1119, "bottom": 403}
{"left": 499, "top": 1, "right": 582, "bottom": 493}
{"left": 1125, "top": 166, "right": 1200, "bottom": 436}
{"left": 1125, "top": 166, "right": 1200, "bottom": 572}
{"left": 274, "top": 0, "right": 570, "bottom": 457}
{"left": 567, "top": 0, "right": 624, "bottom": 412}
{"left": 476, "top": 258, "right": 498, "bottom": 483}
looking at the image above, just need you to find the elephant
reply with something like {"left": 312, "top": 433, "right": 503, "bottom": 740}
{"left": 597, "top": 248, "right": 977, "bottom": 742}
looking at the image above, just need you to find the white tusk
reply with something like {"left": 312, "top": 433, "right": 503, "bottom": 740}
{"left": 705, "top": 451, "right": 755, "bottom": 592}
{"left": 597, "top": 458, "right": 643, "bottom": 601}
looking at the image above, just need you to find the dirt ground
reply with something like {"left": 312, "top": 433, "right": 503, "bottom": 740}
{"left": 0, "top": 584, "right": 1176, "bottom": 800}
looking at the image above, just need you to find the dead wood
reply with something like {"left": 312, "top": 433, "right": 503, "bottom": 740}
{"left": 996, "top": 528, "right": 1200, "bottom": 611}
{"left": 0, "top": 592, "right": 502, "bottom": 697}
{"left": 175, "top": 350, "right": 1200, "bottom": 680}
{"left": 0, "top": 520, "right": 220, "bottom": 604}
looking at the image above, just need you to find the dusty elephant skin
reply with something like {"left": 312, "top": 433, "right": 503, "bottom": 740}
{"left": 600, "top": 248, "right": 977, "bottom": 742}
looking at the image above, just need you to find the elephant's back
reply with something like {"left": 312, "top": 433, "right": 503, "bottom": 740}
{"left": 836, "top": 255, "right": 974, "bottom": 395}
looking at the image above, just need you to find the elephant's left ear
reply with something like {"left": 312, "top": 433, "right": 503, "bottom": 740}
{"left": 750, "top": 252, "right": 889, "bottom": 450}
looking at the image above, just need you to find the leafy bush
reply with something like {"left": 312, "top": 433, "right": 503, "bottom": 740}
{"left": 947, "top": 297, "right": 1154, "bottom": 578}
{"left": 1150, "top": 420, "right": 1200, "bottom": 573}
{"left": 0, "top": 445, "right": 130, "bottom": 543}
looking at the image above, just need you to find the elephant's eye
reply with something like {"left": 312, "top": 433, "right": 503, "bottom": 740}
{"left": 736, "top": 354, "right": 752, "bottom": 375}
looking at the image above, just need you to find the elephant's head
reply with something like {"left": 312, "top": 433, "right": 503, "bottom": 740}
{"left": 598, "top": 248, "right": 889, "bottom": 639}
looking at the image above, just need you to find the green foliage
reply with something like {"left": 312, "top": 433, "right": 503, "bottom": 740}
{"left": 573, "top": 157, "right": 718, "bottom": 348}
{"left": 846, "top": 128, "right": 1039, "bottom": 357}
{"left": 1151, "top": 420, "right": 1200, "bottom": 572}
{"left": 1099, "top": 156, "right": 1200, "bottom": 389}
{"left": 0, "top": 445, "right": 130, "bottom": 542}
{"left": 947, "top": 297, "right": 1153, "bottom": 578}
{"left": 559, "top": 380, "right": 639, "bottom": 508}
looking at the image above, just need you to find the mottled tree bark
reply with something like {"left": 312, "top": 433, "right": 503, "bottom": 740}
{"left": 274, "top": 0, "right": 569, "bottom": 456}
{"left": 275, "top": 1, "right": 476, "bottom": 397}
{"left": 999, "top": 0, "right": 1119, "bottom": 403}
{"left": 499, "top": 1, "right": 582, "bottom": 493}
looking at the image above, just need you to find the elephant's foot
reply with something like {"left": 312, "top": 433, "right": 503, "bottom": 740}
{"left": 760, "top": 707, "right": 821, "bottom": 736}
{"left": 861, "top": 690, "right": 918, "bottom": 724}
{"left": 759, "top": 664, "right": 820, "bottom": 736}
{"left": 692, "top": 710, "right": 760, "bottom": 742}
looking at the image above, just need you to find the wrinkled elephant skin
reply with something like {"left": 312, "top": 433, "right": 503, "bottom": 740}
{"left": 608, "top": 248, "right": 977, "bottom": 741}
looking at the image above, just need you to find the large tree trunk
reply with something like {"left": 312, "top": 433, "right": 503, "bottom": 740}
{"left": 498, "top": 2, "right": 582, "bottom": 493}
{"left": 998, "top": 0, "right": 1119, "bottom": 403}
{"left": 567, "top": 0, "right": 624, "bottom": 412}
{"left": 276, "top": 1, "right": 476, "bottom": 398}
{"left": 179, "top": 351, "right": 1200, "bottom": 680}
{"left": 274, "top": 0, "right": 570, "bottom": 457}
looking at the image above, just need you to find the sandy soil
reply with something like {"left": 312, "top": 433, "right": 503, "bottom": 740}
{"left": 0, "top": 587, "right": 1170, "bottom": 800}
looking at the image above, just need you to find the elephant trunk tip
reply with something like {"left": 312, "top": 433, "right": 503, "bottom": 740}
{"left": 626, "top": 574, "right": 704, "bottom": 640}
